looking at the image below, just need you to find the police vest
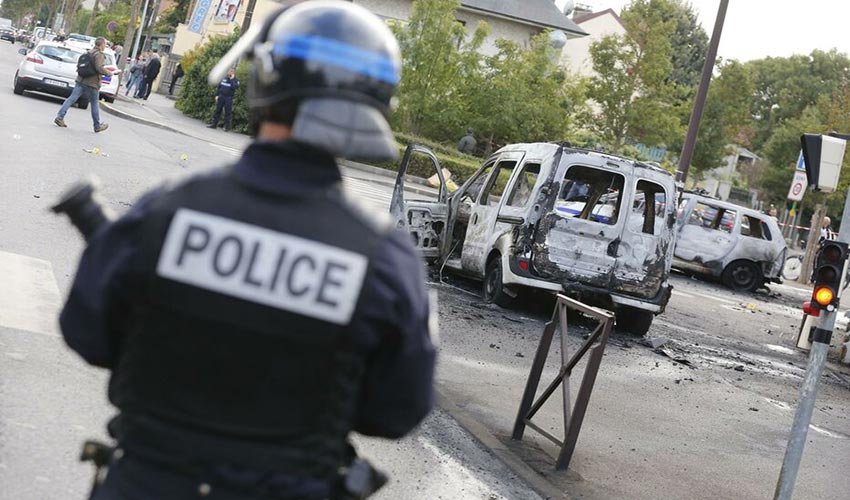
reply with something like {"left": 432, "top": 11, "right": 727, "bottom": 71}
{"left": 108, "top": 169, "right": 388, "bottom": 479}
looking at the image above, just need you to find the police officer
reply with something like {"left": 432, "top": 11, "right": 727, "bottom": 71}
{"left": 59, "top": 2, "right": 435, "bottom": 498}
{"left": 208, "top": 67, "right": 239, "bottom": 131}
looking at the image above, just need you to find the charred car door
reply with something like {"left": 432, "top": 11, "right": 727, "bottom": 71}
{"left": 460, "top": 153, "right": 525, "bottom": 277}
{"left": 531, "top": 161, "right": 626, "bottom": 288}
{"left": 615, "top": 178, "right": 675, "bottom": 298}
{"left": 389, "top": 144, "right": 449, "bottom": 260}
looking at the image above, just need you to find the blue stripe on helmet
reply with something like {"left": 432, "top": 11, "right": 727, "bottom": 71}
{"left": 272, "top": 35, "right": 400, "bottom": 85}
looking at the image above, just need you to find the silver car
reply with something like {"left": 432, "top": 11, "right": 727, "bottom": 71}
{"left": 14, "top": 41, "right": 91, "bottom": 109}
{"left": 674, "top": 194, "right": 786, "bottom": 291}
{"left": 391, "top": 143, "right": 678, "bottom": 335}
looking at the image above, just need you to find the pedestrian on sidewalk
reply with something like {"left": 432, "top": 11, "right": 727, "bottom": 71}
{"left": 208, "top": 67, "right": 239, "bottom": 131}
{"left": 139, "top": 52, "right": 161, "bottom": 100}
{"left": 59, "top": 4, "right": 433, "bottom": 499}
{"left": 124, "top": 56, "right": 145, "bottom": 96}
{"left": 168, "top": 62, "right": 184, "bottom": 95}
{"left": 54, "top": 37, "right": 115, "bottom": 133}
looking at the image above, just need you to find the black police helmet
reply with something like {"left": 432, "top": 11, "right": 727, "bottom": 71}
{"left": 210, "top": 1, "right": 402, "bottom": 160}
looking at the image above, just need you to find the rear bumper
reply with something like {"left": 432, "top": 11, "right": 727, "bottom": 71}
{"left": 18, "top": 75, "right": 75, "bottom": 98}
{"left": 505, "top": 255, "right": 672, "bottom": 313}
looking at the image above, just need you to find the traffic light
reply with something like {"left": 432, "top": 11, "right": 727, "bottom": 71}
{"left": 810, "top": 240, "right": 849, "bottom": 312}
{"left": 801, "top": 133, "right": 847, "bottom": 193}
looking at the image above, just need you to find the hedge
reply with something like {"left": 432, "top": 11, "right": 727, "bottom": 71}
{"left": 372, "top": 136, "right": 482, "bottom": 184}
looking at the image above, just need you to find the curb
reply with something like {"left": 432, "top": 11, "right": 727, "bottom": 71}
{"left": 435, "top": 386, "right": 570, "bottom": 500}
{"left": 100, "top": 100, "right": 440, "bottom": 198}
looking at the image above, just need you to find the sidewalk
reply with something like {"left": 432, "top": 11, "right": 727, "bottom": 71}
{"left": 100, "top": 91, "right": 438, "bottom": 196}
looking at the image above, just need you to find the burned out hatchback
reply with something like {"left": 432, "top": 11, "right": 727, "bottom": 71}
{"left": 390, "top": 143, "right": 678, "bottom": 336}
{"left": 674, "top": 193, "right": 786, "bottom": 292}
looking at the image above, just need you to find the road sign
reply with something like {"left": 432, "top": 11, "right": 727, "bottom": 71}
{"left": 787, "top": 170, "right": 808, "bottom": 201}
{"left": 796, "top": 150, "right": 806, "bottom": 171}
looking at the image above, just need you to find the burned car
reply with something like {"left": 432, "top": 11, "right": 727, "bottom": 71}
{"left": 390, "top": 143, "right": 678, "bottom": 335}
{"left": 673, "top": 194, "right": 786, "bottom": 291}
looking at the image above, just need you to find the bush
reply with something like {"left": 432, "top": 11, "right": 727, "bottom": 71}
{"left": 372, "top": 135, "right": 482, "bottom": 184}
{"left": 176, "top": 30, "right": 250, "bottom": 133}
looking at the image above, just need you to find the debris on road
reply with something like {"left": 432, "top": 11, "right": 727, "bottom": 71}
{"left": 655, "top": 347, "right": 694, "bottom": 368}
{"left": 644, "top": 336, "right": 670, "bottom": 349}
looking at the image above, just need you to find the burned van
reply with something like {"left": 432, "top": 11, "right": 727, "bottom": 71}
{"left": 390, "top": 143, "right": 678, "bottom": 335}
{"left": 674, "top": 194, "right": 786, "bottom": 292}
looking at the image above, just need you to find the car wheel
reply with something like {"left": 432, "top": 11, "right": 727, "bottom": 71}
{"left": 13, "top": 76, "right": 24, "bottom": 95}
{"left": 483, "top": 256, "right": 514, "bottom": 308}
{"left": 782, "top": 255, "right": 803, "bottom": 281}
{"left": 104, "top": 96, "right": 114, "bottom": 103}
{"left": 722, "top": 260, "right": 763, "bottom": 292}
{"left": 616, "top": 307, "right": 654, "bottom": 336}
{"left": 77, "top": 99, "right": 89, "bottom": 110}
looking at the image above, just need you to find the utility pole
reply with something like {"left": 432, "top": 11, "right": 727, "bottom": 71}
{"left": 676, "top": 0, "right": 730, "bottom": 187}
{"left": 240, "top": 0, "right": 258, "bottom": 35}
{"left": 775, "top": 133, "right": 849, "bottom": 499}
{"left": 84, "top": 0, "right": 101, "bottom": 36}
{"left": 119, "top": 0, "right": 144, "bottom": 70}
{"left": 132, "top": 0, "right": 151, "bottom": 60}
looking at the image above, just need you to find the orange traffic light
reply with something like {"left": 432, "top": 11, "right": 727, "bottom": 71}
{"left": 814, "top": 286, "right": 834, "bottom": 306}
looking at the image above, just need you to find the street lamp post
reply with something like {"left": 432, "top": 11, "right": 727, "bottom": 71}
{"left": 676, "top": 0, "right": 730, "bottom": 188}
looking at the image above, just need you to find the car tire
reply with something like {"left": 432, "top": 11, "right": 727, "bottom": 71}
{"left": 77, "top": 99, "right": 89, "bottom": 110}
{"left": 616, "top": 307, "right": 654, "bottom": 336}
{"left": 104, "top": 96, "right": 114, "bottom": 103}
{"left": 483, "top": 256, "right": 514, "bottom": 308}
{"left": 722, "top": 259, "right": 763, "bottom": 292}
{"left": 13, "top": 75, "right": 24, "bottom": 95}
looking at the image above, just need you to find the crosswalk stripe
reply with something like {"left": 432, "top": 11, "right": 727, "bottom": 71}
{"left": 0, "top": 251, "right": 62, "bottom": 337}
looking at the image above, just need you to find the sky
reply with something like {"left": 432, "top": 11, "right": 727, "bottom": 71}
{"left": 556, "top": 0, "right": 850, "bottom": 62}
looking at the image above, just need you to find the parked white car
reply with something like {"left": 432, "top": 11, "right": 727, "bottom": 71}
{"left": 14, "top": 41, "right": 120, "bottom": 106}
{"left": 14, "top": 41, "right": 90, "bottom": 109}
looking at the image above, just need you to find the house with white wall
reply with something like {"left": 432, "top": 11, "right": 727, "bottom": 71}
{"left": 354, "top": 0, "right": 587, "bottom": 56}
{"left": 559, "top": 8, "right": 626, "bottom": 77}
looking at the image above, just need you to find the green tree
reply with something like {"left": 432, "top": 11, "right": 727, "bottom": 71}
{"left": 392, "top": 0, "right": 489, "bottom": 137}
{"left": 689, "top": 60, "right": 755, "bottom": 177}
{"left": 153, "top": 0, "right": 190, "bottom": 34}
{"left": 665, "top": 0, "right": 708, "bottom": 90}
{"left": 746, "top": 49, "right": 850, "bottom": 150}
{"left": 468, "top": 34, "right": 585, "bottom": 147}
{"left": 587, "top": 0, "right": 681, "bottom": 153}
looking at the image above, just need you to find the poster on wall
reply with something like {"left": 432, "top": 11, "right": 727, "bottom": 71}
{"left": 214, "top": 0, "right": 242, "bottom": 23}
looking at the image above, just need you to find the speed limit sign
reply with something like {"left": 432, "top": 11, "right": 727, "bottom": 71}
{"left": 787, "top": 171, "right": 808, "bottom": 201}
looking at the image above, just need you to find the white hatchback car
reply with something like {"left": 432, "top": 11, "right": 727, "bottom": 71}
{"left": 14, "top": 41, "right": 119, "bottom": 107}
{"left": 14, "top": 41, "right": 91, "bottom": 109}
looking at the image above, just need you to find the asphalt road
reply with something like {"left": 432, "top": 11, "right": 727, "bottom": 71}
{"left": 0, "top": 42, "right": 539, "bottom": 500}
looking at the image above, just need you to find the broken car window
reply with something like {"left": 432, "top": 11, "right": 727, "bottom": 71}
{"left": 630, "top": 180, "right": 667, "bottom": 235}
{"left": 480, "top": 161, "right": 518, "bottom": 207}
{"left": 741, "top": 215, "right": 772, "bottom": 240}
{"left": 461, "top": 161, "right": 495, "bottom": 204}
{"left": 688, "top": 202, "right": 736, "bottom": 234}
{"left": 506, "top": 163, "right": 541, "bottom": 207}
{"left": 555, "top": 166, "right": 625, "bottom": 225}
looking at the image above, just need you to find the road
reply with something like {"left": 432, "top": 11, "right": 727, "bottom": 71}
{"left": 0, "top": 42, "right": 538, "bottom": 500}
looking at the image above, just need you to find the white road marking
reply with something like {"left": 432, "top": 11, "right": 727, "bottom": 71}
{"left": 207, "top": 142, "right": 241, "bottom": 156}
{"left": 0, "top": 251, "right": 62, "bottom": 337}
{"left": 809, "top": 424, "right": 849, "bottom": 440}
{"left": 417, "top": 436, "right": 512, "bottom": 499}
{"left": 764, "top": 344, "right": 796, "bottom": 355}
{"left": 686, "top": 290, "right": 738, "bottom": 305}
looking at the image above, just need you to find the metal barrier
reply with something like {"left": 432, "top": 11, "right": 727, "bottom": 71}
{"left": 512, "top": 294, "right": 614, "bottom": 470}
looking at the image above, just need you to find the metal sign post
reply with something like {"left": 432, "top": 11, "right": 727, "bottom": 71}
{"left": 774, "top": 135, "right": 848, "bottom": 499}
{"left": 512, "top": 295, "right": 613, "bottom": 470}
